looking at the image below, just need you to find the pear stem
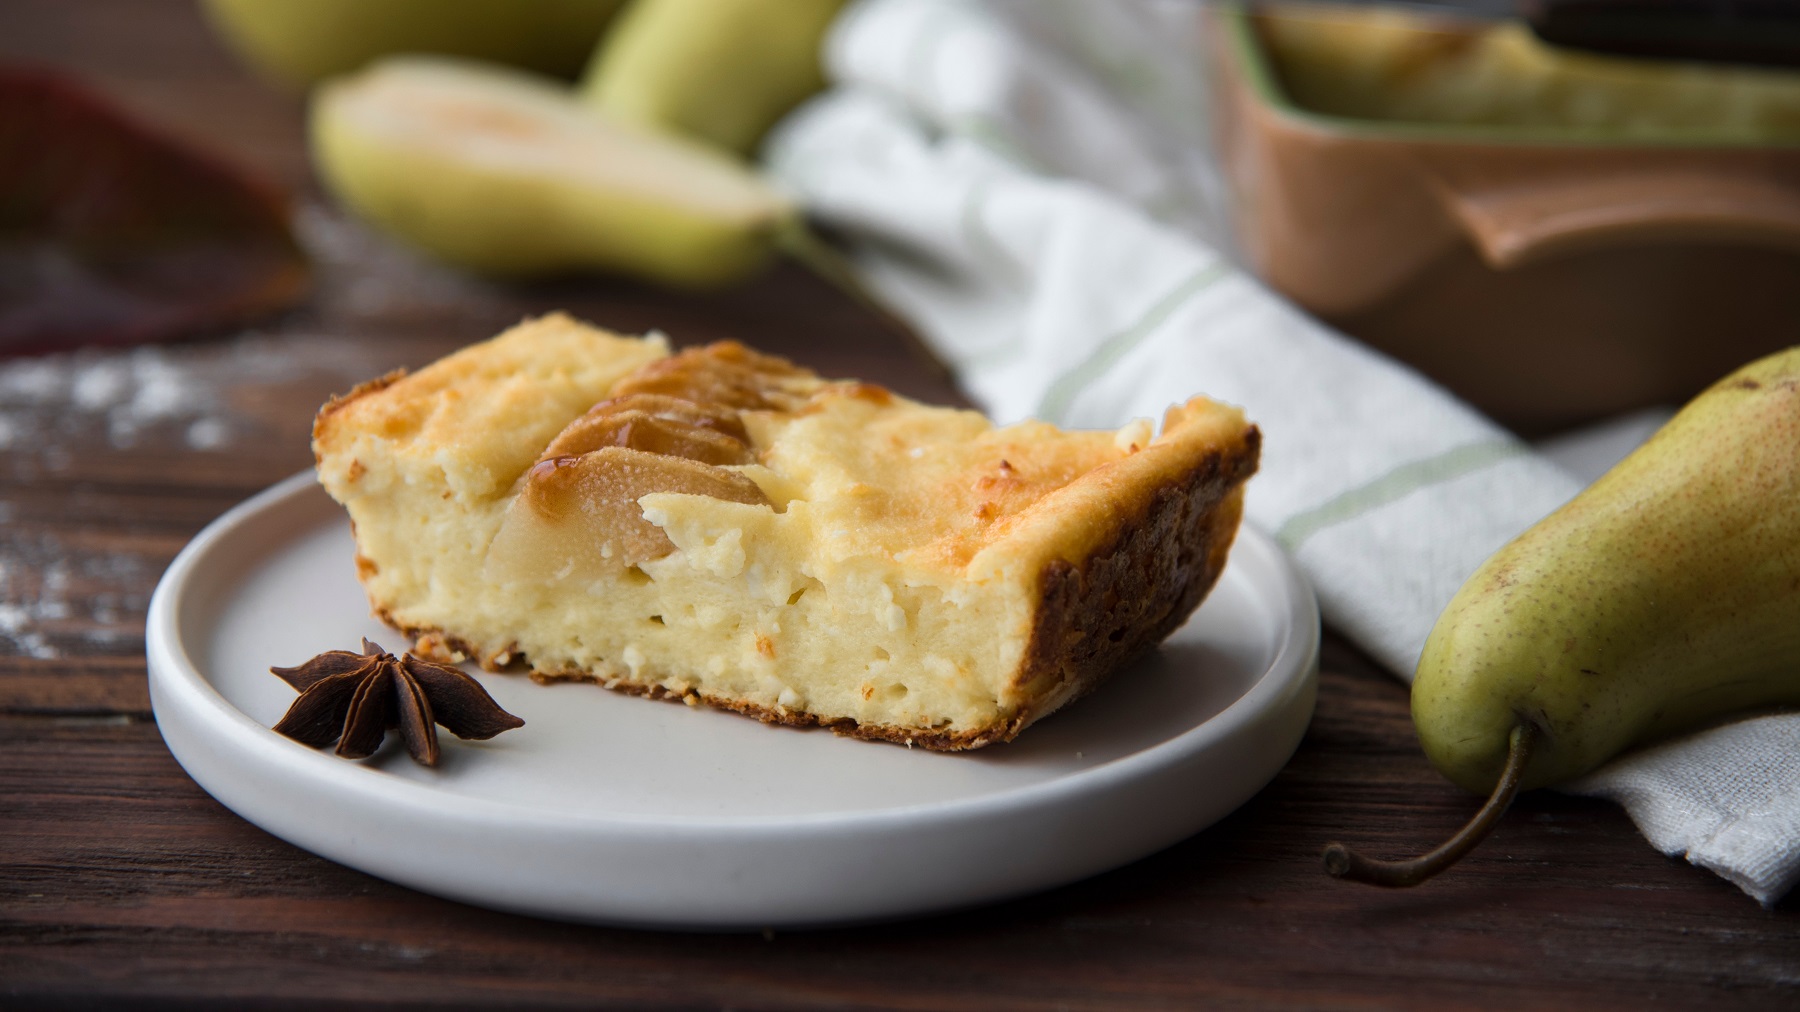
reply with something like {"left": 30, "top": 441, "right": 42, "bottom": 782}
{"left": 1322, "top": 722, "right": 1540, "bottom": 888}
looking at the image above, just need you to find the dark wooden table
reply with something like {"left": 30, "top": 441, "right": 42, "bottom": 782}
{"left": 4, "top": 3, "right": 1797, "bottom": 1008}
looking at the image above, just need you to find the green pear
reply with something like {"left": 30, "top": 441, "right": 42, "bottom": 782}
{"left": 1412, "top": 347, "right": 1800, "bottom": 795}
{"left": 202, "top": 0, "right": 627, "bottom": 90}
{"left": 581, "top": 0, "right": 847, "bottom": 154}
{"left": 311, "top": 57, "right": 794, "bottom": 287}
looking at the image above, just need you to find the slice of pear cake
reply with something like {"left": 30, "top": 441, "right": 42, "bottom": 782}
{"left": 313, "top": 314, "right": 1260, "bottom": 749}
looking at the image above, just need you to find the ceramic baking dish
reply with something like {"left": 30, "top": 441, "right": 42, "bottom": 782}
{"left": 1208, "top": 6, "right": 1800, "bottom": 433}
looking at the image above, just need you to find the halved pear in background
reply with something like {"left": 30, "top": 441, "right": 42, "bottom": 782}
{"left": 203, "top": 0, "right": 627, "bottom": 90}
{"left": 311, "top": 57, "right": 794, "bottom": 287}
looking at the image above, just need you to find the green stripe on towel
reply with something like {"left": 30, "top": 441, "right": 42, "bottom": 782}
{"left": 1036, "top": 261, "right": 1230, "bottom": 423}
{"left": 1275, "top": 439, "right": 1531, "bottom": 551}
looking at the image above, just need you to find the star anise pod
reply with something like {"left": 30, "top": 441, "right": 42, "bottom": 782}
{"left": 270, "top": 639, "right": 524, "bottom": 767}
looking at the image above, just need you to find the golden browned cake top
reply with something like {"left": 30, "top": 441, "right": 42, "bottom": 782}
{"left": 314, "top": 315, "right": 668, "bottom": 502}
{"left": 315, "top": 316, "right": 1256, "bottom": 584}
{"left": 510, "top": 339, "right": 1239, "bottom": 578}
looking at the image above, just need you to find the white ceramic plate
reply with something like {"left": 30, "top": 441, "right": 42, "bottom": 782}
{"left": 147, "top": 473, "right": 1319, "bottom": 929}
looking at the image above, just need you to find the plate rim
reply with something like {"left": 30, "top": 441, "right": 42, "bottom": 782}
{"left": 146, "top": 471, "right": 1320, "bottom": 924}
{"left": 151, "top": 472, "right": 1318, "bottom": 833}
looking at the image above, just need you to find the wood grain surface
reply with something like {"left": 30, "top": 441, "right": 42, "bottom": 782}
{"left": 2, "top": 2, "right": 1796, "bottom": 1009}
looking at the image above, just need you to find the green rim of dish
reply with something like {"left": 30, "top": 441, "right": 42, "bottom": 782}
{"left": 1223, "top": 3, "right": 1800, "bottom": 150}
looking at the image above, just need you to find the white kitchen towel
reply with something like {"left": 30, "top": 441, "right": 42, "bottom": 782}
{"left": 764, "top": 0, "right": 1800, "bottom": 904}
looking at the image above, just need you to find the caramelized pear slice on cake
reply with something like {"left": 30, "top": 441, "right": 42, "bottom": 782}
{"left": 542, "top": 410, "right": 754, "bottom": 466}
{"left": 610, "top": 340, "right": 813, "bottom": 410}
{"left": 543, "top": 393, "right": 751, "bottom": 456}
{"left": 488, "top": 447, "right": 772, "bottom": 581}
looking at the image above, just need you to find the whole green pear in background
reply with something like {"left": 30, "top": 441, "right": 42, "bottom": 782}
{"left": 582, "top": 0, "right": 847, "bottom": 154}
{"left": 202, "top": 0, "right": 626, "bottom": 90}
{"left": 311, "top": 58, "right": 794, "bottom": 287}
{"left": 1412, "top": 346, "right": 1800, "bottom": 795}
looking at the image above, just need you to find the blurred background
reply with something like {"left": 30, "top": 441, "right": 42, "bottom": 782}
{"left": 6, "top": 0, "right": 1799, "bottom": 438}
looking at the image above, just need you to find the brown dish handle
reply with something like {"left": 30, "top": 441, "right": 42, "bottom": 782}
{"left": 1421, "top": 151, "right": 1800, "bottom": 270}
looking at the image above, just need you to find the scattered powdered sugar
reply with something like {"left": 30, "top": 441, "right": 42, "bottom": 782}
{"left": 293, "top": 202, "right": 488, "bottom": 317}
{"left": 185, "top": 416, "right": 231, "bottom": 450}
{"left": 0, "top": 331, "right": 387, "bottom": 657}
{"left": 1, "top": 553, "right": 69, "bottom": 659}
{"left": 0, "top": 204, "right": 481, "bottom": 659}
{"left": 0, "top": 326, "right": 387, "bottom": 465}
{"left": 0, "top": 556, "right": 58, "bottom": 660}
{"left": 0, "top": 535, "right": 158, "bottom": 659}
{"left": 0, "top": 343, "right": 222, "bottom": 454}
{"left": 0, "top": 361, "right": 64, "bottom": 410}
{"left": 0, "top": 204, "right": 460, "bottom": 466}
{"left": 0, "top": 607, "right": 53, "bottom": 659}
{"left": 70, "top": 357, "right": 128, "bottom": 410}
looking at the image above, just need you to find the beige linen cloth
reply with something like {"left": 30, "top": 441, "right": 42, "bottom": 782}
{"left": 763, "top": 0, "right": 1800, "bottom": 903}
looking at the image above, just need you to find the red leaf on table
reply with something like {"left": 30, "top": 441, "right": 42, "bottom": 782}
{"left": 0, "top": 67, "right": 308, "bottom": 355}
